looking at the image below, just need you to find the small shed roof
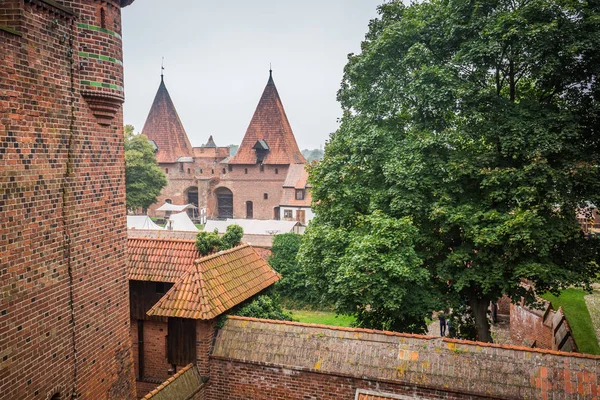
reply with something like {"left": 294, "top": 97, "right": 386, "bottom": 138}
{"left": 128, "top": 238, "right": 199, "bottom": 283}
{"left": 147, "top": 244, "right": 280, "bottom": 319}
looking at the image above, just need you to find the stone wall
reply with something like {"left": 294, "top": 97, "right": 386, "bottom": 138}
{"left": 0, "top": 1, "right": 135, "bottom": 398}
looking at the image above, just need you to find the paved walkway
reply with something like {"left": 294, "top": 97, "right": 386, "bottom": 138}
{"left": 427, "top": 313, "right": 512, "bottom": 345}
{"left": 584, "top": 284, "right": 600, "bottom": 348}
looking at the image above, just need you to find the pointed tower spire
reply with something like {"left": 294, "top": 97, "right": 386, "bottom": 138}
{"left": 267, "top": 64, "right": 274, "bottom": 86}
{"left": 229, "top": 71, "right": 306, "bottom": 165}
{"left": 204, "top": 135, "right": 217, "bottom": 148}
{"left": 161, "top": 56, "right": 164, "bottom": 82}
{"left": 141, "top": 77, "right": 194, "bottom": 163}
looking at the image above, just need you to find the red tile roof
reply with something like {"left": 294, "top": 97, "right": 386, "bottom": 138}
{"left": 282, "top": 164, "right": 309, "bottom": 189}
{"left": 141, "top": 77, "right": 194, "bottom": 163}
{"left": 228, "top": 72, "right": 306, "bottom": 165}
{"left": 147, "top": 245, "right": 280, "bottom": 319}
{"left": 128, "top": 238, "right": 199, "bottom": 283}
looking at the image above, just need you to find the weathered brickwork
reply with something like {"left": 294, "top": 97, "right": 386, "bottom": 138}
{"left": 208, "top": 359, "right": 495, "bottom": 400}
{"left": 142, "top": 73, "right": 308, "bottom": 223}
{"left": 207, "top": 164, "right": 289, "bottom": 220}
{"left": 0, "top": 1, "right": 135, "bottom": 398}
{"left": 141, "top": 320, "right": 171, "bottom": 381}
{"left": 207, "top": 317, "right": 599, "bottom": 400}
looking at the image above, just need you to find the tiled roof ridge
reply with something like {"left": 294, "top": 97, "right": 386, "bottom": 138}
{"left": 142, "top": 363, "right": 195, "bottom": 399}
{"left": 128, "top": 237, "right": 196, "bottom": 244}
{"left": 226, "top": 316, "right": 435, "bottom": 340}
{"left": 194, "top": 243, "right": 250, "bottom": 266}
{"left": 227, "top": 316, "right": 600, "bottom": 360}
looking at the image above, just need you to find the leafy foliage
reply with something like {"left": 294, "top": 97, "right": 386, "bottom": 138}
{"left": 301, "top": 0, "right": 600, "bottom": 340}
{"left": 299, "top": 212, "right": 439, "bottom": 333}
{"left": 124, "top": 125, "right": 167, "bottom": 210}
{"left": 234, "top": 292, "right": 293, "bottom": 321}
{"left": 195, "top": 229, "right": 222, "bottom": 256}
{"left": 195, "top": 225, "right": 243, "bottom": 256}
{"left": 220, "top": 224, "right": 244, "bottom": 251}
{"left": 216, "top": 289, "right": 293, "bottom": 328}
{"left": 269, "top": 233, "right": 319, "bottom": 307}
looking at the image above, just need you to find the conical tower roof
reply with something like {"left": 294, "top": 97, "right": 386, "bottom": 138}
{"left": 229, "top": 71, "right": 306, "bottom": 165}
{"left": 204, "top": 135, "right": 217, "bottom": 148}
{"left": 141, "top": 77, "right": 194, "bottom": 163}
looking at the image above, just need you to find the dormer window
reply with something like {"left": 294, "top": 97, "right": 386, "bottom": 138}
{"left": 295, "top": 189, "right": 305, "bottom": 200}
{"left": 253, "top": 140, "right": 270, "bottom": 164}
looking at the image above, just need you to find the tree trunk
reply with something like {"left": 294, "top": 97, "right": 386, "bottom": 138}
{"left": 469, "top": 297, "right": 493, "bottom": 343}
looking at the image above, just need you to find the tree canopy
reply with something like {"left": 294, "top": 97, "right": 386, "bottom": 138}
{"left": 300, "top": 0, "right": 600, "bottom": 340}
{"left": 269, "top": 233, "right": 320, "bottom": 307}
{"left": 124, "top": 125, "right": 167, "bottom": 211}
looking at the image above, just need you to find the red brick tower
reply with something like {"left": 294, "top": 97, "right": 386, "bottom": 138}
{"left": 1, "top": 1, "right": 135, "bottom": 398}
{"left": 208, "top": 71, "right": 307, "bottom": 220}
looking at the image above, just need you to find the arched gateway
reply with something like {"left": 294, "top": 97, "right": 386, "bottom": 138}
{"left": 215, "top": 187, "right": 233, "bottom": 219}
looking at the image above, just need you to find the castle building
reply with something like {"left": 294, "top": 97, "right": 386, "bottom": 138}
{"left": 1, "top": 1, "right": 136, "bottom": 398}
{"left": 143, "top": 71, "right": 311, "bottom": 224}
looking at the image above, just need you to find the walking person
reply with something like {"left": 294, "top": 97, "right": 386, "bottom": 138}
{"left": 439, "top": 312, "right": 447, "bottom": 337}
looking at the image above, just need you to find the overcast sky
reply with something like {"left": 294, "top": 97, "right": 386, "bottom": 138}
{"left": 121, "top": 0, "right": 383, "bottom": 150}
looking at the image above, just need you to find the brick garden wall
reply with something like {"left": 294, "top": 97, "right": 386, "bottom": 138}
{"left": 209, "top": 317, "right": 599, "bottom": 400}
{"left": 208, "top": 359, "right": 495, "bottom": 400}
{"left": 0, "top": 1, "right": 135, "bottom": 398}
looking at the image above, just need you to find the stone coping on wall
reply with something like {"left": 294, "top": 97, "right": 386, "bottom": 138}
{"left": 142, "top": 363, "right": 205, "bottom": 400}
{"left": 212, "top": 316, "right": 599, "bottom": 399}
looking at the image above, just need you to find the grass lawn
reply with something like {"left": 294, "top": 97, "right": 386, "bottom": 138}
{"left": 287, "top": 309, "right": 356, "bottom": 327}
{"left": 541, "top": 289, "right": 600, "bottom": 355}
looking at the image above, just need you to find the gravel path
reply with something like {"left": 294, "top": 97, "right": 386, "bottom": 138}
{"left": 584, "top": 288, "right": 600, "bottom": 347}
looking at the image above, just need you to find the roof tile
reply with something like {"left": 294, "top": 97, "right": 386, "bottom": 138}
{"left": 147, "top": 245, "right": 280, "bottom": 319}
{"left": 228, "top": 73, "right": 306, "bottom": 165}
{"left": 141, "top": 78, "right": 194, "bottom": 163}
{"left": 128, "top": 238, "right": 198, "bottom": 283}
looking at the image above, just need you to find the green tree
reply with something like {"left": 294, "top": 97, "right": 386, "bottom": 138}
{"left": 219, "top": 224, "right": 244, "bottom": 251}
{"left": 124, "top": 125, "right": 167, "bottom": 211}
{"left": 269, "top": 233, "right": 319, "bottom": 306}
{"left": 301, "top": 0, "right": 600, "bottom": 341}
{"left": 195, "top": 224, "right": 243, "bottom": 256}
{"left": 196, "top": 229, "right": 222, "bottom": 256}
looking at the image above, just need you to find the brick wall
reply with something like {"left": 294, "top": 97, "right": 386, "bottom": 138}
{"left": 0, "top": 1, "right": 135, "bottom": 398}
{"left": 142, "top": 320, "right": 170, "bottom": 381}
{"left": 208, "top": 317, "right": 599, "bottom": 400}
{"left": 196, "top": 320, "right": 216, "bottom": 377}
{"left": 211, "top": 164, "right": 289, "bottom": 220}
{"left": 208, "top": 359, "right": 492, "bottom": 400}
{"left": 510, "top": 300, "right": 577, "bottom": 351}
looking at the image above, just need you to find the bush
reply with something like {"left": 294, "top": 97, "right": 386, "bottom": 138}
{"left": 196, "top": 229, "right": 224, "bottom": 256}
{"left": 196, "top": 224, "right": 244, "bottom": 256}
{"left": 219, "top": 224, "right": 244, "bottom": 251}
{"left": 235, "top": 292, "right": 293, "bottom": 321}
